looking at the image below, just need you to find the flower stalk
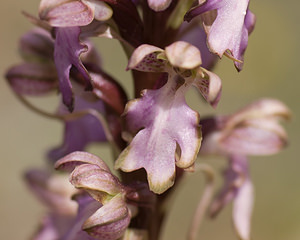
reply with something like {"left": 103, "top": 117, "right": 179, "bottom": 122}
{"left": 5, "top": 1, "right": 291, "bottom": 240}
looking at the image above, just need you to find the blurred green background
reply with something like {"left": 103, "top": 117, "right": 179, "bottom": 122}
{"left": 0, "top": 1, "right": 299, "bottom": 239}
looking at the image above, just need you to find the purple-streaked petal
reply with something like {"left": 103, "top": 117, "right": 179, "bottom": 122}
{"left": 127, "top": 44, "right": 165, "bottom": 72}
{"left": 24, "top": 169, "right": 77, "bottom": 215}
{"left": 185, "top": 0, "right": 255, "bottom": 70}
{"left": 55, "top": 151, "right": 110, "bottom": 173}
{"left": 19, "top": 28, "right": 54, "bottom": 62}
{"left": 70, "top": 164, "right": 123, "bottom": 201}
{"left": 83, "top": 194, "right": 130, "bottom": 240}
{"left": 193, "top": 67, "right": 222, "bottom": 107}
{"left": 115, "top": 73, "right": 201, "bottom": 194}
{"left": 165, "top": 41, "right": 202, "bottom": 69}
{"left": 147, "top": 0, "right": 172, "bottom": 11}
{"left": 39, "top": 0, "right": 94, "bottom": 27}
{"left": 54, "top": 26, "right": 92, "bottom": 111}
{"left": 6, "top": 63, "right": 58, "bottom": 95}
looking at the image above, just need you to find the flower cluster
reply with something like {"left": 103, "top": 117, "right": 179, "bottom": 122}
{"left": 6, "top": 1, "right": 290, "bottom": 240}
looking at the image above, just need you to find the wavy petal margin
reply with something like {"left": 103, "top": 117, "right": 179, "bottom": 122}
{"left": 115, "top": 73, "right": 201, "bottom": 194}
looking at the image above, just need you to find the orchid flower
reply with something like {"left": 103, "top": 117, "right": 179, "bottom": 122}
{"left": 200, "top": 99, "right": 291, "bottom": 240}
{"left": 115, "top": 41, "right": 222, "bottom": 194}
{"left": 185, "top": 0, "right": 256, "bottom": 70}
{"left": 55, "top": 151, "right": 155, "bottom": 239}
{"left": 5, "top": 1, "right": 292, "bottom": 240}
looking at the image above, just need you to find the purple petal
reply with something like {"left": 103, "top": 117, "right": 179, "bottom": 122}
{"left": 48, "top": 95, "right": 107, "bottom": 162}
{"left": 6, "top": 63, "right": 57, "bottom": 96}
{"left": 83, "top": 194, "right": 130, "bottom": 240}
{"left": 116, "top": 73, "right": 201, "bottom": 194}
{"left": 39, "top": 0, "right": 94, "bottom": 27}
{"left": 147, "top": 0, "right": 172, "bottom": 11}
{"left": 54, "top": 26, "right": 92, "bottom": 111}
{"left": 55, "top": 151, "right": 110, "bottom": 173}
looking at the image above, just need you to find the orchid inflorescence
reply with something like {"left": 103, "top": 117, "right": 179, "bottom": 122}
{"left": 6, "top": 0, "right": 291, "bottom": 240}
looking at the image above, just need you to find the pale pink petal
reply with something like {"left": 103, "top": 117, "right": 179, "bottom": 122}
{"left": 228, "top": 98, "right": 291, "bottom": 126}
{"left": 70, "top": 164, "right": 123, "bottom": 200}
{"left": 147, "top": 0, "right": 172, "bottom": 11}
{"left": 220, "top": 118, "right": 288, "bottom": 156}
{"left": 232, "top": 178, "right": 254, "bottom": 240}
{"left": 127, "top": 44, "right": 165, "bottom": 72}
{"left": 39, "top": 0, "right": 94, "bottom": 27}
{"left": 165, "top": 41, "right": 202, "bottom": 69}
{"left": 84, "top": 0, "right": 113, "bottom": 21}
{"left": 185, "top": 0, "right": 256, "bottom": 70}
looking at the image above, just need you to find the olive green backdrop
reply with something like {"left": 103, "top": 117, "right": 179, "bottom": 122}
{"left": 0, "top": 1, "right": 299, "bottom": 239}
